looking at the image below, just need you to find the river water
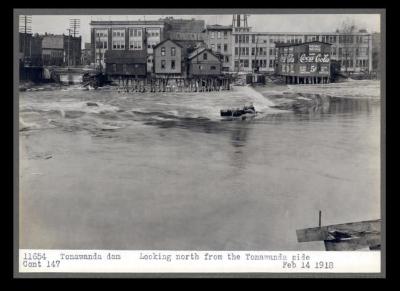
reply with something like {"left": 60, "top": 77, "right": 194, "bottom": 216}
{"left": 19, "top": 80, "right": 381, "bottom": 250}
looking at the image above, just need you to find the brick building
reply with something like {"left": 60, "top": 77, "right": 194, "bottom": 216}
{"left": 231, "top": 29, "right": 373, "bottom": 74}
{"left": 90, "top": 18, "right": 205, "bottom": 73}
{"left": 90, "top": 20, "right": 165, "bottom": 72}
{"left": 41, "top": 34, "right": 81, "bottom": 66}
{"left": 204, "top": 25, "right": 232, "bottom": 72}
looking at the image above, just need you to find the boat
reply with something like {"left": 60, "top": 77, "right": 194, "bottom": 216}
{"left": 220, "top": 104, "right": 256, "bottom": 120}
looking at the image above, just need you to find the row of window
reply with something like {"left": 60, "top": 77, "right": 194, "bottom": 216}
{"left": 160, "top": 47, "right": 176, "bottom": 56}
{"left": 197, "top": 65, "right": 217, "bottom": 70}
{"left": 129, "top": 40, "right": 142, "bottom": 50}
{"left": 210, "top": 44, "right": 228, "bottom": 52}
{"left": 209, "top": 31, "right": 229, "bottom": 39}
{"left": 110, "top": 63, "right": 141, "bottom": 72}
{"left": 160, "top": 60, "right": 176, "bottom": 70}
{"left": 96, "top": 40, "right": 142, "bottom": 50}
{"left": 338, "top": 47, "right": 369, "bottom": 57}
{"left": 147, "top": 29, "right": 160, "bottom": 37}
{"left": 342, "top": 59, "right": 369, "bottom": 67}
{"left": 96, "top": 28, "right": 151, "bottom": 38}
{"left": 234, "top": 59, "right": 271, "bottom": 68}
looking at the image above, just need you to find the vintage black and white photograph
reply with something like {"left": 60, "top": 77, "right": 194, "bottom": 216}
{"left": 17, "top": 9, "right": 383, "bottom": 266}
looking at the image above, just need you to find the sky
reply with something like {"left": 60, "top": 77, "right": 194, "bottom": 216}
{"left": 23, "top": 13, "right": 381, "bottom": 49}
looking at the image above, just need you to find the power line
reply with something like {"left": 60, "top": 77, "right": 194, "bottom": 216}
{"left": 19, "top": 15, "right": 32, "bottom": 34}
{"left": 69, "top": 18, "right": 80, "bottom": 37}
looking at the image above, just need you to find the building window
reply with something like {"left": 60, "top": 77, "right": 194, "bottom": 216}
{"left": 252, "top": 48, "right": 255, "bottom": 56}
{"left": 224, "top": 44, "right": 228, "bottom": 52}
{"left": 203, "top": 53, "right": 207, "bottom": 60}
{"left": 199, "top": 65, "right": 203, "bottom": 70}
{"left": 129, "top": 28, "right": 142, "bottom": 37}
{"left": 269, "top": 59, "right": 273, "bottom": 67}
{"left": 211, "top": 44, "right": 215, "bottom": 50}
{"left": 161, "top": 60, "right": 166, "bottom": 69}
{"left": 252, "top": 35, "right": 255, "bottom": 43}
{"left": 217, "top": 44, "right": 221, "bottom": 51}
{"left": 112, "top": 29, "right": 125, "bottom": 38}
{"left": 225, "top": 56, "right": 229, "bottom": 62}
{"left": 112, "top": 64, "right": 116, "bottom": 72}
{"left": 112, "top": 40, "right": 125, "bottom": 50}
{"left": 244, "top": 59, "right": 249, "bottom": 67}
{"left": 171, "top": 60, "right": 175, "bottom": 70}
{"left": 235, "top": 47, "right": 238, "bottom": 55}
{"left": 224, "top": 31, "right": 228, "bottom": 39}
{"left": 235, "top": 35, "right": 238, "bottom": 43}
{"left": 129, "top": 40, "right": 142, "bottom": 50}
{"left": 161, "top": 47, "right": 165, "bottom": 56}
{"left": 171, "top": 47, "right": 176, "bottom": 56}
{"left": 217, "top": 32, "right": 221, "bottom": 39}
{"left": 211, "top": 65, "right": 216, "bottom": 70}
{"left": 210, "top": 32, "right": 214, "bottom": 39}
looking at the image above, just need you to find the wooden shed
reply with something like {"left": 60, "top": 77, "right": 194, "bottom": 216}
{"left": 104, "top": 49, "right": 147, "bottom": 78}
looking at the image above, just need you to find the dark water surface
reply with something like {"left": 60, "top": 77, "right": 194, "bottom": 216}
{"left": 19, "top": 81, "right": 381, "bottom": 250}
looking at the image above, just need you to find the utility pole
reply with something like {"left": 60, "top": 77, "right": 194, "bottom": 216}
{"left": 97, "top": 33, "right": 102, "bottom": 73}
{"left": 253, "top": 34, "right": 259, "bottom": 73}
{"left": 237, "top": 34, "right": 241, "bottom": 74}
{"left": 66, "top": 28, "right": 72, "bottom": 68}
{"left": 69, "top": 19, "right": 80, "bottom": 37}
{"left": 69, "top": 19, "right": 80, "bottom": 66}
{"left": 19, "top": 15, "right": 32, "bottom": 63}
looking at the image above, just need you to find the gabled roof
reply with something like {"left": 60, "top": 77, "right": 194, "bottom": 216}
{"left": 175, "top": 40, "right": 199, "bottom": 57}
{"left": 153, "top": 38, "right": 183, "bottom": 49}
{"left": 187, "top": 47, "right": 220, "bottom": 61}
{"left": 275, "top": 40, "right": 332, "bottom": 47}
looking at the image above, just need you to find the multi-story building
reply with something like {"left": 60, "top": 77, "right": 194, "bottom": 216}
{"left": 372, "top": 32, "right": 381, "bottom": 77}
{"left": 204, "top": 25, "right": 232, "bottom": 72}
{"left": 41, "top": 34, "right": 81, "bottom": 66}
{"left": 153, "top": 39, "right": 187, "bottom": 78}
{"left": 90, "top": 20, "right": 165, "bottom": 72}
{"left": 19, "top": 33, "right": 43, "bottom": 66}
{"left": 232, "top": 29, "right": 373, "bottom": 74}
{"left": 81, "top": 42, "right": 92, "bottom": 66}
{"left": 90, "top": 18, "right": 204, "bottom": 73}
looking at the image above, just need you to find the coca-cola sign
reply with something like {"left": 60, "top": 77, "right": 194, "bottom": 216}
{"left": 279, "top": 54, "right": 294, "bottom": 63}
{"left": 309, "top": 44, "right": 321, "bottom": 52}
{"left": 299, "top": 53, "right": 330, "bottom": 63}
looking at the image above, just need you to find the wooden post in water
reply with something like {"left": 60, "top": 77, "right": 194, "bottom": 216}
{"left": 319, "top": 210, "right": 322, "bottom": 227}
